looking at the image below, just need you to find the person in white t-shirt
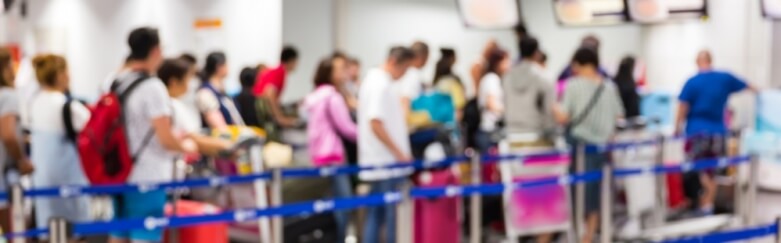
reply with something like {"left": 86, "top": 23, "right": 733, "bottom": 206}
{"left": 393, "top": 41, "right": 429, "bottom": 118}
{"left": 109, "top": 27, "right": 194, "bottom": 243}
{"left": 358, "top": 46, "right": 415, "bottom": 243}
{"left": 476, "top": 48, "right": 510, "bottom": 152}
{"left": 27, "top": 54, "right": 92, "bottom": 228}
{"left": 158, "top": 58, "right": 232, "bottom": 158}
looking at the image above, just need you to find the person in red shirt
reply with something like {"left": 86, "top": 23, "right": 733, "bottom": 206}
{"left": 253, "top": 46, "right": 299, "bottom": 141}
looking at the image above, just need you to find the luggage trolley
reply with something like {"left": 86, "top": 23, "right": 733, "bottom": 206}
{"left": 498, "top": 133, "right": 574, "bottom": 242}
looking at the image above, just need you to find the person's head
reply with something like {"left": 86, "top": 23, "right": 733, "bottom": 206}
{"left": 346, "top": 58, "right": 360, "bottom": 82}
{"left": 617, "top": 56, "right": 636, "bottom": 76}
{"left": 484, "top": 48, "right": 508, "bottom": 77}
{"left": 539, "top": 52, "right": 548, "bottom": 68}
{"left": 240, "top": 67, "right": 258, "bottom": 90}
{"left": 434, "top": 48, "right": 457, "bottom": 84}
{"left": 514, "top": 22, "right": 528, "bottom": 40}
{"left": 158, "top": 58, "right": 193, "bottom": 98}
{"left": 281, "top": 45, "right": 299, "bottom": 72}
{"left": 696, "top": 49, "right": 712, "bottom": 71}
{"left": 0, "top": 48, "right": 13, "bottom": 88}
{"left": 519, "top": 37, "right": 542, "bottom": 61}
{"left": 384, "top": 46, "right": 415, "bottom": 80}
{"left": 571, "top": 47, "right": 600, "bottom": 77}
{"left": 127, "top": 27, "right": 163, "bottom": 72}
{"left": 313, "top": 56, "right": 348, "bottom": 88}
{"left": 179, "top": 53, "right": 197, "bottom": 67}
{"left": 203, "top": 51, "right": 228, "bottom": 81}
{"left": 32, "top": 54, "right": 69, "bottom": 91}
{"left": 580, "top": 34, "right": 600, "bottom": 52}
{"left": 482, "top": 39, "right": 499, "bottom": 60}
{"left": 410, "top": 41, "right": 429, "bottom": 68}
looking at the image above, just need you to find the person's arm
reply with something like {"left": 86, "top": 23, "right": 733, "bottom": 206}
{"left": 371, "top": 119, "right": 411, "bottom": 162}
{"left": 328, "top": 95, "right": 357, "bottom": 142}
{"left": 187, "top": 133, "right": 231, "bottom": 156}
{"left": 262, "top": 87, "right": 298, "bottom": 127}
{"left": 0, "top": 115, "right": 33, "bottom": 175}
{"left": 485, "top": 94, "right": 504, "bottom": 115}
{"left": 203, "top": 111, "right": 228, "bottom": 130}
{"left": 674, "top": 102, "right": 689, "bottom": 136}
{"left": 151, "top": 116, "right": 190, "bottom": 153}
{"left": 196, "top": 89, "right": 229, "bottom": 130}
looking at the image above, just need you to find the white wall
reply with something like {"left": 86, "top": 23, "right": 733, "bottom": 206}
{"left": 520, "top": 0, "right": 644, "bottom": 79}
{"left": 641, "top": 0, "right": 773, "bottom": 92}
{"left": 281, "top": 0, "right": 334, "bottom": 103}
{"left": 14, "top": 0, "right": 282, "bottom": 100}
{"left": 342, "top": 0, "right": 515, "bottom": 96}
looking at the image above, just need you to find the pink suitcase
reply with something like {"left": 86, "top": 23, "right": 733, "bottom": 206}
{"left": 413, "top": 168, "right": 461, "bottom": 243}
{"left": 509, "top": 154, "right": 570, "bottom": 230}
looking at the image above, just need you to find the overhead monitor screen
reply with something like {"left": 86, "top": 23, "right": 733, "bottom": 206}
{"left": 627, "top": 0, "right": 707, "bottom": 23}
{"left": 762, "top": 0, "right": 781, "bottom": 20}
{"left": 553, "top": 0, "right": 628, "bottom": 26}
{"left": 457, "top": 0, "right": 521, "bottom": 29}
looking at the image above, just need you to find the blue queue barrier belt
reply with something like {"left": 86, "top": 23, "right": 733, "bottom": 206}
{"left": 659, "top": 223, "right": 778, "bottom": 243}
{"left": 0, "top": 135, "right": 707, "bottom": 201}
{"left": 4, "top": 154, "right": 754, "bottom": 240}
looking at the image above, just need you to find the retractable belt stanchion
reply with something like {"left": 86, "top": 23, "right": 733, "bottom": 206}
{"left": 9, "top": 184, "right": 24, "bottom": 243}
{"left": 575, "top": 143, "right": 586, "bottom": 238}
{"left": 469, "top": 151, "right": 481, "bottom": 243}
{"left": 271, "top": 169, "right": 283, "bottom": 243}
{"left": 47, "top": 217, "right": 69, "bottom": 243}
{"left": 654, "top": 135, "right": 668, "bottom": 228}
{"left": 600, "top": 162, "right": 613, "bottom": 243}
{"left": 745, "top": 155, "right": 759, "bottom": 226}
{"left": 249, "top": 143, "right": 273, "bottom": 243}
{"left": 776, "top": 217, "right": 781, "bottom": 243}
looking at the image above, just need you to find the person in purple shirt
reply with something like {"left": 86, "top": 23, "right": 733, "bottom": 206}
{"left": 674, "top": 50, "right": 756, "bottom": 216}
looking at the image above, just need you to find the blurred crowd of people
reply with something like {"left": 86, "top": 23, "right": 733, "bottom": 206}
{"left": 0, "top": 21, "right": 756, "bottom": 243}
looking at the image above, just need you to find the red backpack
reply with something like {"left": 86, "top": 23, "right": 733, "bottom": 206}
{"left": 77, "top": 73, "right": 154, "bottom": 185}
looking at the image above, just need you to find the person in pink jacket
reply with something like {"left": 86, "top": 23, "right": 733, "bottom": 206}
{"left": 303, "top": 56, "right": 357, "bottom": 243}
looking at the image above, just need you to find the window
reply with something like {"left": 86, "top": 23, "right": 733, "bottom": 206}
{"left": 457, "top": 0, "right": 521, "bottom": 29}
{"left": 553, "top": 0, "right": 628, "bottom": 26}
{"left": 627, "top": 0, "right": 707, "bottom": 23}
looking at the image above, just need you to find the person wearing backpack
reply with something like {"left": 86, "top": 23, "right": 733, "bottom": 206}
{"left": 197, "top": 51, "right": 245, "bottom": 130}
{"left": 106, "top": 27, "right": 194, "bottom": 243}
{"left": 0, "top": 48, "right": 34, "bottom": 234}
{"left": 553, "top": 47, "right": 624, "bottom": 243}
{"left": 27, "top": 54, "right": 92, "bottom": 229}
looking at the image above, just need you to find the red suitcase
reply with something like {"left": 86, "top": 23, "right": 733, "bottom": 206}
{"left": 164, "top": 200, "right": 228, "bottom": 243}
{"left": 413, "top": 169, "right": 461, "bottom": 243}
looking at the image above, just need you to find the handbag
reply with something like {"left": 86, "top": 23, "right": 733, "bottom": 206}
{"left": 564, "top": 82, "right": 605, "bottom": 143}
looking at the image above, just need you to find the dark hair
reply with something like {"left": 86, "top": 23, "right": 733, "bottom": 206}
{"left": 179, "top": 53, "right": 197, "bottom": 66}
{"left": 127, "top": 27, "right": 160, "bottom": 61}
{"left": 614, "top": 56, "right": 640, "bottom": 118}
{"left": 313, "top": 58, "right": 335, "bottom": 87}
{"left": 411, "top": 41, "right": 429, "bottom": 59}
{"left": 158, "top": 59, "right": 190, "bottom": 87}
{"left": 331, "top": 50, "right": 347, "bottom": 60}
{"left": 484, "top": 49, "right": 507, "bottom": 76}
{"left": 514, "top": 22, "right": 528, "bottom": 38}
{"left": 240, "top": 67, "right": 258, "bottom": 89}
{"left": 0, "top": 48, "right": 12, "bottom": 87}
{"left": 540, "top": 52, "right": 547, "bottom": 64}
{"left": 281, "top": 46, "right": 299, "bottom": 63}
{"left": 388, "top": 46, "right": 415, "bottom": 64}
{"left": 581, "top": 34, "right": 600, "bottom": 52}
{"left": 572, "top": 47, "right": 600, "bottom": 68}
{"left": 433, "top": 48, "right": 457, "bottom": 85}
{"left": 203, "top": 51, "right": 227, "bottom": 80}
{"left": 519, "top": 37, "right": 539, "bottom": 59}
{"left": 347, "top": 57, "right": 360, "bottom": 66}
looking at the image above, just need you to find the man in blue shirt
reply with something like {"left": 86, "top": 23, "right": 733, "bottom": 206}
{"left": 674, "top": 50, "right": 755, "bottom": 216}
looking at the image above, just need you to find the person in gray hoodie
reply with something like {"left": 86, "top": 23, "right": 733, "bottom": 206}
{"left": 504, "top": 37, "right": 557, "bottom": 142}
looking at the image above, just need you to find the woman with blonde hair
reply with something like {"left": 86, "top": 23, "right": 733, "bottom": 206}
{"left": 28, "top": 54, "right": 92, "bottom": 228}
